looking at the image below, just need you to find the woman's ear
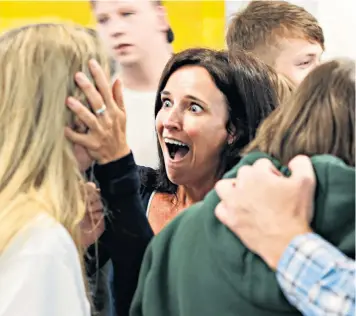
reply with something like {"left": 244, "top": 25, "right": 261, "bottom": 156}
{"left": 227, "top": 134, "right": 236, "bottom": 145}
{"left": 227, "top": 124, "right": 237, "bottom": 145}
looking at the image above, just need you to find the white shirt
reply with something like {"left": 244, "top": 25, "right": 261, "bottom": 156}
{"left": 123, "top": 88, "right": 159, "bottom": 169}
{"left": 0, "top": 214, "right": 90, "bottom": 316}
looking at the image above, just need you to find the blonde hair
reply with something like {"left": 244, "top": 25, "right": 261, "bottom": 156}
{"left": 244, "top": 58, "right": 355, "bottom": 166}
{"left": 0, "top": 24, "right": 110, "bottom": 261}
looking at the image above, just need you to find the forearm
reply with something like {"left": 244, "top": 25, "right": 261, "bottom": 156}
{"left": 94, "top": 152, "right": 153, "bottom": 315}
{"left": 277, "top": 233, "right": 355, "bottom": 316}
{"left": 94, "top": 152, "right": 152, "bottom": 237}
{"left": 86, "top": 152, "right": 151, "bottom": 274}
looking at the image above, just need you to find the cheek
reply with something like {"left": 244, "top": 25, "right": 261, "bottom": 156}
{"left": 275, "top": 61, "right": 296, "bottom": 83}
{"left": 185, "top": 125, "right": 200, "bottom": 139}
{"left": 97, "top": 27, "right": 109, "bottom": 41}
{"left": 74, "top": 145, "right": 93, "bottom": 173}
{"left": 155, "top": 112, "right": 163, "bottom": 135}
{"left": 189, "top": 120, "right": 227, "bottom": 149}
{"left": 293, "top": 68, "right": 311, "bottom": 86}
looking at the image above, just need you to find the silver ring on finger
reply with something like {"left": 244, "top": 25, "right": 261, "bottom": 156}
{"left": 95, "top": 104, "right": 107, "bottom": 116}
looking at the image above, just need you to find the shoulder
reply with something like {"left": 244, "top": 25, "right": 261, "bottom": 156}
{"left": 223, "top": 151, "right": 276, "bottom": 179}
{"left": 311, "top": 155, "right": 354, "bottom": 174}
{"left": 0, "top": 213, "right": 79, "bottom": 267}
{"left": 0, "top": 214, "right": 90, "bottom": 316}
{"left": 308, "top": 155, "right": 355, "bottom": 192}
{"left": 310, "top": 155, "right": 355, "bottom": 255}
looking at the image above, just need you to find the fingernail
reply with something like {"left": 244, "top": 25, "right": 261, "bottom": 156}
{"left": 75, "top": 72, "right": 87, "bottom": 84}
{"left": 67, "top": 97, "right": 77, "bottom": 109}
{"left": 89, "top": 59, "right": 99, "bottom": 69}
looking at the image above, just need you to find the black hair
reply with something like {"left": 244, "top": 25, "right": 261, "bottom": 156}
{"left": 142, "top": 48, "right": 278, "bottom": 194}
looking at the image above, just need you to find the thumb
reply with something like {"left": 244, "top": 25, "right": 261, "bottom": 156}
{"left": 112, "top": 79, "right": 125, "bottom": 112}
{"left": 85, "top": 182, "right": 98, "bottom": 199}
{"left": 288, "top": 155, "right": 316, "bottom": 186}
{"left": 86, "top": 182, "right": 97, "bottom": 189}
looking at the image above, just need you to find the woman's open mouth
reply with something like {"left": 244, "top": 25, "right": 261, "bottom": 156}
{"left": 164, "top": 138, "right": 190, "bottom": 161}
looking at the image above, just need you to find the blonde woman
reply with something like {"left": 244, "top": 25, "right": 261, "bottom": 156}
{"left": 0, "top": 24, "right": 111, "bottom": 316}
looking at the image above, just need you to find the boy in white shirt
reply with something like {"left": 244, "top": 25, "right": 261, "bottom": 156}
{"left": 92, "top": 0, "right": 173, "bottom": 168}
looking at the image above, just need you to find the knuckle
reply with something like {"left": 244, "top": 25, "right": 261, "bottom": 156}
{"left": 106, "top": 118, "right": 113, "bottom": 129}
{"left": 91, "top": 141, "right": 101, "bottom": 151}
{"left": 108, "top": 96, "right": 116, "bottom": 106}
{"left": 96, "top": 95, "right": 105, "bottom": 106}
{"left": 103, "top": 128, "right": 112, "bottom": 139}
{"left": 87, "top": 115, "right": 97, "bottom": 128}
{"left": 253, "top": 158, "right": 274, "bottom": 170}
{"left": 299, "top": 174, "right": 315, "bottom": 188}
{"left": 81, "top": 81, "right": 92, "bottom": 90}
{"left": 74, "top": 106, "right": 86, "bottom": 117}
{"left": 111, "top": 108, "right": 119, "bottom": 119}
{"left": 236, "top": 165, "right": 252, "bottom": 179}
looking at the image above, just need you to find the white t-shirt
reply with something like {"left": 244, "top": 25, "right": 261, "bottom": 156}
{"left": 123, "top": 88, "right": 159, "bottom": 169}
{"left": 0, "top": 214, "right": 90, "bottom": 316}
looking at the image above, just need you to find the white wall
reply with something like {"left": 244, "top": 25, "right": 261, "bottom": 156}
{"left": 317, "top": 0, "right": 356, "bottom": 60}
{"left": 225, "top": 0, "right": 355, "bottom": 60}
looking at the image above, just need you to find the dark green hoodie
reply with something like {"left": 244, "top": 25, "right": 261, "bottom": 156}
{"left": 130, "top": 152, "right": 355, "bottom": 316}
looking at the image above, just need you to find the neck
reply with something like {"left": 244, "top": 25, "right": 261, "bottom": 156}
{"left": 176, "top": 175, "right": 218, "bottom": 209}
{"left": 120, "top": 47, "right": 171, "bottom": 92}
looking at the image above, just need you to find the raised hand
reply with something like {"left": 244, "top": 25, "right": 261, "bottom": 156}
{"left": 66, "top": 59, "right": 130, "bottom": 165}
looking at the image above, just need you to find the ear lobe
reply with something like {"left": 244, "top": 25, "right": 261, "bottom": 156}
{"left": 155, "top": 5, "right": 170, "bottom": 33}
{"left": 227, "top": 134, "right": 236, "bottom": 145}
{"left": 227, "top": 124, "right": 238, "bottom": 145}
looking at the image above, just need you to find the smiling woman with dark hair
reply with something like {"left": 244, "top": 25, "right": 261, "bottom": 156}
{"left": 67, "top": 47, "right": 278, "bottom": 315}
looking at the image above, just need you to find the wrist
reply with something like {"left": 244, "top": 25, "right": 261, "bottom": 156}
{"left": 260, "top": 225, "right": 312, "bottom": 270}
{"left": 98, "top": 145, "right": 131, "bottom": 165}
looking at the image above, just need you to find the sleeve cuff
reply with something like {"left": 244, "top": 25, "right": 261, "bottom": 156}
{"left": 93, "top": 152, "right": 141, "bottom": 198}
{"left": 94, "top": 152, "right": 136, "bottom": 184}
{"left": 277, "top": 233, "right": 347, "bottom": 274}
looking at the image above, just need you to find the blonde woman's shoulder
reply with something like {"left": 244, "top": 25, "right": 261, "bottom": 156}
{"left": 0, "top": 213, "right": 90, "bottom": 316}
{"left": 1, "top": 213, "right": 75, "bottom": 260}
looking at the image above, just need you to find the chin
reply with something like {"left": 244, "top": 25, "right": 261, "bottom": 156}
{"left": 116, "top": 54, "right": 140, "bottom": 67}
{"left": 166, "top": 168, "right": 185, "bottom": 186}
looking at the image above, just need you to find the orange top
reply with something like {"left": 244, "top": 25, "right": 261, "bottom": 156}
{"left": 147, "top": 192, "right": 186, "bottom": 235}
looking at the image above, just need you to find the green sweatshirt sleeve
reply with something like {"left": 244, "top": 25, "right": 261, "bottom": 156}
{"left": 130, "top": 153, "right": 355, "bottom": 316}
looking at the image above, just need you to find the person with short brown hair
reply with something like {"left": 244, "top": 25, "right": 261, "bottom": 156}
{"left": 266, "top": 65, "right": 295, "bottom": 105}
{"left": 244, "top": 58, "right": 355, "bottom": 165}
{"left": 227, "top": 1, "right": 324, "bottom": 85}
{"left": 91, "top": 0, "right": 174, "bottom": 168}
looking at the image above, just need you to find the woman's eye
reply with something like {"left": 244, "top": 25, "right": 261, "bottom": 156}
{"left": 162, "top": 99, "right": 172, "bottom": 108}
{"left": 190, "top": 104, "right": 203, "bottom": 113}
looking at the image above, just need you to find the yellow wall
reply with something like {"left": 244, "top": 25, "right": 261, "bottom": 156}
{"left": 0, "top": 1, "right": 225, "bottom": 51}
{"left": 0, "top": 1, "right": 95, "bottom": 30}
{"left": 164, "top": 1, "right": 225, "bottom": 51}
